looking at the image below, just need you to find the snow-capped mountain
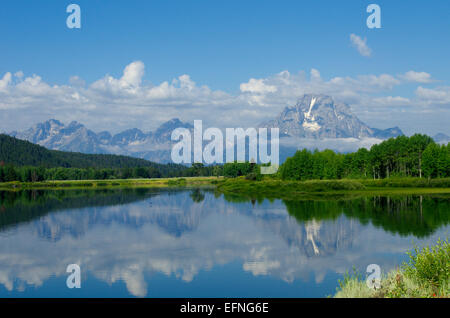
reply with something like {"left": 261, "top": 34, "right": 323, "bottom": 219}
{"left": 260, "top": 94, "right": 403, "bottom": 139}
{"left": 10, "top": 118, "right": 193, "bottom": 163}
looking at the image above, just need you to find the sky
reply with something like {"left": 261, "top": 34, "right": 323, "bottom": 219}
{"left": 0, "top": 0, "right": 449, "bottom": 136}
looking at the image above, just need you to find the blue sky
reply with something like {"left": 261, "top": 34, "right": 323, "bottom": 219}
{"left": 0, "top": 0, "right": 449, "bottom": 135}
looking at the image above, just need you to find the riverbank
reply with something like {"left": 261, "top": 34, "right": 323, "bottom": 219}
{"left": 215, "top": 177, "right": 450, "bottom": 199}
{"left": 1, "top": 177, "right": 450, "bottom": 197}
{"left": 0, "top": 176, "right": 220, "bottom": 190}
{"left": 334, "top": 239, "right": 449, "bottom": 298}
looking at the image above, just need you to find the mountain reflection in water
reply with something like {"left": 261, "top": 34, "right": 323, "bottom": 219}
{"left": 0, "top": 189, "right": 448, "bottom": 297}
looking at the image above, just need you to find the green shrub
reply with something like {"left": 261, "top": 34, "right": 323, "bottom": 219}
{"left": 334, "top": 238, "right": 450, "bottom": 298}
{"left": 403, "top": 238, "right": 450, "bottom": 291}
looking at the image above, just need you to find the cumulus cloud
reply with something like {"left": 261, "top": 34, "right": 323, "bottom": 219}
{"left": 69, "top": 76, "right": 86, "bottom": 87}
{"left": 91, "top": 60, "right": 145, "bottom": 94}
{"left": 0, "top": 72, "right": 12, "bottom": 92}
{"left": 310, "top": 68, "right": 321, "bottom": 81}
{"left": 372, "top": 96, "right": 410, "bottom": 106}
{"left": 122, "top": 60, "right": 145, "bottom": 87}
{"left": 280, "top": 137, "right": 383, "bottom": 154}
{"left": 238, "top": 69, "right": 402, "bottom": 109}
{"left": 350, "top": 34, "right": 372, "bottom": 57}
{"left": 400, "top": 71, "right": 434, "bottom": 83}
{"left": 240, "top": 78, "right": 277, "bottom": 94}
{"left": 416, "top": 86, "right": 450, "bottom": 104}
{"left": 14, "top": 71, "right": 24, "bottom": 79}
{"left": 0, "top": 61, "right": 448, "bottom": 135}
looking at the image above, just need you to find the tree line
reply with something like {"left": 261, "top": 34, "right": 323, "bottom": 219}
{"left": 0, "top": 163, "right": 225, "bottom": 182}
{"left": 280, "top": 134, "right": 450, "bottom": 180}
{"left": 0, "top": 134, "right": 223, "bottom": 181}
{"left": 1, "top": 133, "right": 449, "bottom": 182}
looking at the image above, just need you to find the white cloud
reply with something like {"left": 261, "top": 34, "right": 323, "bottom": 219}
{"left": 281, "top": 137, "right": 383, "bottom": 153}
{"left": 372, "top": 96, "right": 410, "bottom": 106}
{"left": 240, "top": 78, "right": 277, "bottom": 94}
{"left": 69, "top": 76, "right": 86, "bottom": 87}
{"left": 415, "top": 86, "right": 450, "bottom": 104}
{"left": 237, "top": 69, "right": 402, "bottom": 109}
{"left": 122, "top": 60, "right": 145, "bottom": 87}
{"left": 0, "top": 61, "right": 448, "bottom": 135}
{"left": 310, "top": 68, "right": 321, "bottom": 81}
{"left": 400, "top": 71, "right": 434, "bottom": 83}
{"left": 14, "top": 71, "right": 24, "bottom": 79}
{"left": 0, "top": 72, "right": 12, "bottom": 92}
{"left": 349, "top": 34, "right": 372, "bottom": 57}
{"left": 16, "top": 74, "right": 52, "bottom": 95}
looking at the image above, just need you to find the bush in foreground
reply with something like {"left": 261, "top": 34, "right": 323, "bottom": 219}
{"left": 334, "top": 239, "right": 450, "bottom": 298}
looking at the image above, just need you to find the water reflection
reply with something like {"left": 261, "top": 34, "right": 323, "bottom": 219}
{"left": 0, "top": 189, "right": 448, "bottom": 297}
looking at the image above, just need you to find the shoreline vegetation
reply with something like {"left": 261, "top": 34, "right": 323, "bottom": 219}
{"left": 334, "top": 239, "right": 449, "bottom": 298}
{"left": 1, "top": 176, "right": 450, "bottom": 197}
{"left": 215, "top": 177, "right": 450, "bottom": 199}
{"left": 0, "top": 176, "right": 218, "bottom": 190}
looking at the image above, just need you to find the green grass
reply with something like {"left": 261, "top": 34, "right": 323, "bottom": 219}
{"left": 218, "top": 178, "right": 364, "bottom": 192}
{"left": 334, "top": 239, "right": 450, "bottom": 298}
{"left": 2, "top": 176, "right": 450, "bottom": 196}
{"left": 216, "top": 177, "right": 450, "bottom": 199}
{"left": 360, "top": 177, "right": 450, "bottom": 188}
{"left": 0, "top": 177, "right": 219, "bottom": 190}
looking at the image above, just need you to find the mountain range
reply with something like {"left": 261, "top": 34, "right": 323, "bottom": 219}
{"left": 10, "top": 118, "right": 193, "bottom": 163}
{"left": 10, "top": 94, "right": 447, "bottom": 163}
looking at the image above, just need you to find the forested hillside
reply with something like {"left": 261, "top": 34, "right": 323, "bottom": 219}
{"left": 0, "top": 134, "right": 228, "bottom": 182}
{"left": 0, "top": 134, "right": 163, "bottom": 168}
{"left": 0, "top": 134, "right": 194, "bottom": 181}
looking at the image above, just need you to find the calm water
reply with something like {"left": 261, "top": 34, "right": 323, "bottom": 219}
{"left": 0, "top": 188, "right": 448, "bottom": 298}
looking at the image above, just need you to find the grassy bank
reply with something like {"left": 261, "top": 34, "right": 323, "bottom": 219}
{"left": 0, "top": 176, "right": 219, "bottom": 190}
{"left": 2, "top": 176, "right": 450, "bottom": 196}
{"left": 360, "top": 177, "right": 450, "bottom": 188}
{"left": 217, "top": 178, "right": 364, "bottom": 198}
{"left": 216, "top": 177, "right": 450, "bottom": 199}
{"left": 334, "top": 239, "right": 450, "bottom": 298}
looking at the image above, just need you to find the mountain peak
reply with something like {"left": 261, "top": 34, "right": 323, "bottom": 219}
{"left": 48, "top": 118, "right": 63, "bottom": 124}
{"left": 111, "top": 128, "right": 147, "bottom": 146}
{"left": 33, "top": 119, "right": 65, "bottom": 134}
{"left": 154, "top": 118, "right": 193, "bottom": 138}
{"left": 261, "top": 94, "right": 403, "bottom": 139}
{"left": 167, "top": 118, "right": 182, "bottom": 124}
